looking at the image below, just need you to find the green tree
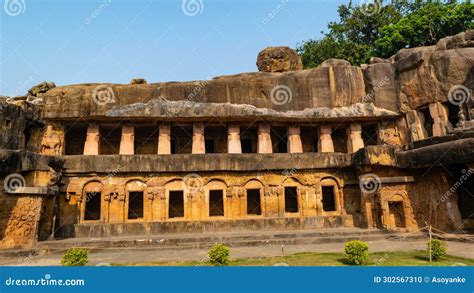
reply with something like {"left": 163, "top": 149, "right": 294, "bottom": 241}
{"left": 375, "top": 2, "right": 474, "bottom": 57}
{"left": 296, "top": 0, "right": 472, "bottom": 67}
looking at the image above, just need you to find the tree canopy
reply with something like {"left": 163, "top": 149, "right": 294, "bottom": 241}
{"left": 296, "top": 0, "right": 473, "bottom": 68}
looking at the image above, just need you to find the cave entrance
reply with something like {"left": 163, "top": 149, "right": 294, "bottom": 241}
{"left": 169, "top": 191, "right": 184, "bottom": 218}
{"left": 209, "top": 190, "right": 224, "bottom": 217}
{"left": 246, "top": 189, "right": 262, "bottom": 215}
{"left": 128, "top": 191, "right": 144, "bottom": 220}
{"left": 388, "top": 201, "right": 405, "bottom": 228}
{"left": 84, "top": 192, "right": 101, "bottom": 221}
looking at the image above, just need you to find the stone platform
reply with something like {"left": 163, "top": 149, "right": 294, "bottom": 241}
{"left": 35, "top": 227, "right": 422, "bottom": 253}
{"left": 73, "top": 215, "right": 355, "bottom": 238}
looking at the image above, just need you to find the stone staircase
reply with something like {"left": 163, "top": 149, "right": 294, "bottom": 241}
{"left": 33, "top": 228, "right": 425, "bottom": 253}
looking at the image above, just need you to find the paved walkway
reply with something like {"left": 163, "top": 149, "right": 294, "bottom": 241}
{"left": 1, "top": 239, "right": 473, "bottom": 266}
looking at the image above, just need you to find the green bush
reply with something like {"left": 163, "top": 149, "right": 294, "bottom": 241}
{"left": 344, "top": 240, "right": 369, "bottom": 265}
{"left": 61, "top": 248, "right": 89, "bottom": 266}
{"left": 208, "top": 244, "right": 230, "bottom": 266}
{"left": 428, "top": 239, "right": 447, "bottom": 261}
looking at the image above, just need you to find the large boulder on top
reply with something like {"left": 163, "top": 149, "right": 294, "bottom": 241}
{"left": 256, "top": 46, "right": 303, "bottom": 72}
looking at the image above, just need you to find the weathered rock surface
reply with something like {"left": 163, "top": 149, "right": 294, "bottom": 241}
{"left": 28, "top": 81, "right": 55, "bottom": 97}
{"left": 41, "top": 67, "right": 367, "bottom": 119}
{"left": 436, "top": 30, "right": 474, "bottom": 51}
{"left": 256, "top": 46, "right": 303, "bottom": 72}
{"left": 319, "top": 59, "right": 351, "bottom": 67}
{"left": 130, "top": 78, "right": 147, "bottom": 84}
{"left": 106, "top": 98, "right": 397, "bottom": 121}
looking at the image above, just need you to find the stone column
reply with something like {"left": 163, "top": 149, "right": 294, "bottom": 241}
{"left": 429, "top": 102, "right": 452, "bottom": 137}
{"left": 257, "top": 123, "right": 272, "bottom": 154}
{"left": 83, "top": 124, "right": 100, "bottom": 155}
{"left": 192, "top": 123, "right": 205, "bottom": 154}
{"left": 318, "top": 125, "right": 334, "bottom": 153}
{"left": 119, "top": 125, "right": 135, "bottom": 155}
{"left": 406, "top": 110, "right": 428, "bottom": 142}
{"left": 287, "top": 125, "right": 303, "bottom": 153}
{"left": 157, "top": 124, "right": 171, "bottom": 155}
{"left": 346, "top": 123, "right": 364, "bottom": 154}
{"left": 227, "top": 124, "right": 242, "bottom": 154}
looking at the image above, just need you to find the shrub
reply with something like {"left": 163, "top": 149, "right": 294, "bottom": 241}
{"left": 344, "top": 240, "right": 369, "bottom": 265}
{"left": 61, "top": 248, "right": 89, "bottom": 266}
{"left": 208, "top": 244, "right": 230, "bottom": 266}
{"left": 428, "top": 239, "right": 447, "bottom": 261}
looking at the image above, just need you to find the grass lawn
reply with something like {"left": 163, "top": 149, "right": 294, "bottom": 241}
{"left": 114, "top": 251, "right": 474, "bottom": 267}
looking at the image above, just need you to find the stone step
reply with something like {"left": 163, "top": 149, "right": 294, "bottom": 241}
{"left": 32, "top": 229, "right": 425, "bottom": 253}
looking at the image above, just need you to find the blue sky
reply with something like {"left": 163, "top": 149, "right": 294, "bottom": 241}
{"left": 0, "top": 0, "right": 348, "bottom": 96}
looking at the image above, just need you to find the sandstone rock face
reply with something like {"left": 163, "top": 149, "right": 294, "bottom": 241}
{"left": 28, "top": 81, "right": 55, "bottom": 96}
{"left": 256, "top": 46, "right": 303, "bottom": 72}
{"left": 41, "top": 66, "right": 369, "bottom": 119}
{"left": 364, "top": 62, "right": 398, "bottom": 112}
{"left": 319, "top": 59, "right": 351, "bottom": 67}
{"left": 436, "top": 30, "right": 474, "bottom": 51}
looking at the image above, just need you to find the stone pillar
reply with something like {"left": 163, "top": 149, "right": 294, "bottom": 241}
{"left": 429, "top": 102, "right": 452, "bottom": 137}
{"left": 227, "top": 124, "right": 242, "bottom": 154}
{"left": 318, "top": 125, "right": 334, "bottom": 153}
{"left": 406, "top": 110, "right": 428, "bottom": 142}
{"left": 119, "top": 125, "right": 135, "bottom": 155}
{"left": 346, "top": 123, "right": 364, "bottom": 154}
{"left": 157, "top": 124, "right": 171, "bottom": 155}
{"left": 314, "top": 185, "right": 323, "bottom": 215}
{"left": 257, "top": 123, "right": 272, "bottom": 154}
{"left": 83, "top": 124, "right": 100, "bottom": 155}
{"left": 287, "top": 126, "right": 303, "bottom": 153}
{"left": 192, "top": 123, "right": 205, "bottom": 154}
